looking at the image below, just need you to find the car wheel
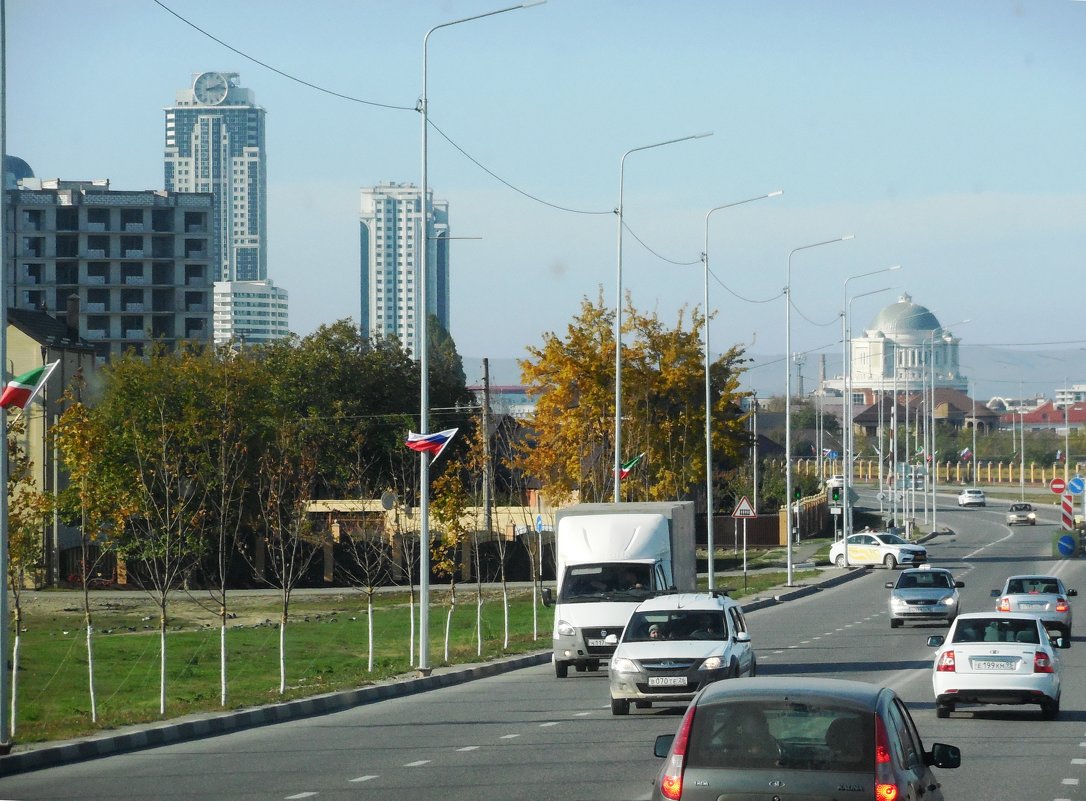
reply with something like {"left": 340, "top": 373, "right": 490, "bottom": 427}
{"left": 883, "top": 554, "right": 897, "bottom": 570}
{"left": 1042, "top": 697, "right": 1060, "bottom": 720}
{"left": 890, "top": 618, "right": 902, "bottom": 629}
{"left": 835, "top": 554, "right": 847, "bottom": 568}
{"left": 635, "top": 700, "right": 652, "bottom": 709}
{"left": 936, "top": 703, "right": 952, "bottom": 719}
{"left": 610, "top": 697, "right": 629, "bottom": 716}
{"left": 554, "top": 660, "right": 568, "bottom": 679}
{"left": 749, "top": 656, "right": 758, "bottom": 677}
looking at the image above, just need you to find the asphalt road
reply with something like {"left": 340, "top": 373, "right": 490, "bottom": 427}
{"left": 2, "top": 496, "right": 1085, "bottom": 801}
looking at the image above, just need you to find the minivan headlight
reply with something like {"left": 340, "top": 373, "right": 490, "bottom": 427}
{"left": 557, "top": 620, "right": 576, "bottom": 637}
{"left": 611, "top": 657, "right": 639, "bottom": 674}
{"left": 699, "top": 656, "right": 724, "bottom": 671}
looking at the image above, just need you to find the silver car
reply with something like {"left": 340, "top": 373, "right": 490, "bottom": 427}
{"left": 651, "top": 677, "right": 961, "bottom": 801}
{"left": 1006, "top": 502, "right": 1037, "bottom": 525}
{"left": 887, "top": 567, "right": 964, "bottom": 628}
{"left": 992, "top": 575, "right": 1076, "bottom": 639}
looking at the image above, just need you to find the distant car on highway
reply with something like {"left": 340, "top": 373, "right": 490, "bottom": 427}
{"left": 650, "top": 677, "right": 961, "bottom": 801}
{"left": 992, "top": 574, "right": 1076, "bottom": 639}
{"left": 829, "top": 531, "right": 927, "bottom": 569}
{"left": 825, "top": 474, "right": 845, "bottom": 489}
{"left": 957, "top": 488, "right": 986, "bottom": 507}
{"left": 1005, "top": 502, "right": 1037, "bottom": 526}
{"left": 928, "top": 612, "right": 1065, "bottom": 720}
{"left": 887, "top": 566, "right": 964, "bottom": 628}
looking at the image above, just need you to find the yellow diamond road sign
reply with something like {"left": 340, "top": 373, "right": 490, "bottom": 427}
{"left": 732, "top": 496, "right": 756, "bottom": 518}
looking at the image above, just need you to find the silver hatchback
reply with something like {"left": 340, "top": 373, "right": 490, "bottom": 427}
{"left": 887, "top": 567, "right": 964, "bottom": 628}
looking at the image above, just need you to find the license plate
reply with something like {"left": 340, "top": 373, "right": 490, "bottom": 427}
{"left": 1020, "top": 602, "right": 1044, "bottom": 609}
{"left": 586, "top": 639, "right": 608, "bottom": 647}
{"left": 648, "top": 676, "right": 687, "bottom": 687}
{"left": 972, "top": 659, "right": 1014, "bottom": 671}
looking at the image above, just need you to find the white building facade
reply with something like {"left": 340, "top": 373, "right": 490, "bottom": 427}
{"left": 213, "top": 280, "right": 289, "bottom": 346}
{"left": 359, "top": 182, "right": 449, "bottom": 356}
{"left": 165, "top": 72, "right": 267, "bottom": 284}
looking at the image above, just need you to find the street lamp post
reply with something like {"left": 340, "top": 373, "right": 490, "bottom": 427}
{"left": 613, "top": 132, "right": 712, "bottom": 502}
{"left": 701, "top": 190, "right": 781, "bottom": 588}
{"left": 417, "top": 0, "right": 543, "bottom": 675}
{"left": 842, "top": 282, "right": 896, "bottom": 564}
{"left": 925, "top": 319, "right": 968, "bottom": 534}
{"left": 785, "top": 235, "right": 853, "bottom": 585}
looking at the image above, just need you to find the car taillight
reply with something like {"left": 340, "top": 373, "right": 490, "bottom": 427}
{"left": 875, "top": 715, "right": 899, "bottom": 801}
{"left": 1056, "top": 599, "right": 1070, "bottom": 613}
{"left": 660, "top": 703, "right": 697, "bottom": 800}
{"left": 998, "top": 598, "right": 1011, "bottom": 612}
{"left": 1034, "top": 651, "right": 1054, "bottom": 674}
{"left": 936, "top": 650, "right": 956, "bottom": 672}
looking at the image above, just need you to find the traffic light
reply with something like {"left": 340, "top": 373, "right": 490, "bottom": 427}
{"left": 831, "top": 486, "right": 841, "bottom": 504}
{"left": 794, "top": 487, "right": 802, "bottom": 501}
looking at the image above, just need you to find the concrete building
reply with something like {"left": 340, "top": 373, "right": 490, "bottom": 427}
{"left": 359, "top": 182, "right": 449, "bottom": 355}
{"left": 4, "top": 308, "right": 98, "bottom": 587}
{"left": 213, "top": 279, "right": 289, "bottom": 346}
{"left": 6, "top": 177, "right": 214, "bottom": 362}
{"left": 165, "top": 72, "right": 267, "bottom": 283}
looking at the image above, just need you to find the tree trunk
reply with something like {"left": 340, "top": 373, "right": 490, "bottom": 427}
{"left": 159, "top": 611, "right": 167, "bottom": 715}
{"left": 502, "top": 583, "right": 510, "bottom": 650}
{"left": 279, "top": 613, "right": 287, "bottom": 695}
{"left": 367, "top": 594, "right": 374, "bottom": 673}
{"left": 85, "top": 613, "right": 97, "bottom": 723}
{"left": 10, "top": 628, "right": 19, "bottom": 736}
{"left": 476, "top": 594, "right": 483, "bottom": 656}
{"left": 219, "top": 606, "right": 227, "bottom": 707}
{"left": 408, "top": 593, "right": 415, "bottom": 666}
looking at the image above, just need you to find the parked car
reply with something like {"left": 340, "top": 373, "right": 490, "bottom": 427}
{"left": 829, "top": 531, "right": 927, "bottom": 569}
{"left": 992, "top": 574, "right": 1076, "bottom": 639}
{"left": 1005, "top": 502, "right": 1037, "bottom": 525}
{"left": 887, "top": 566, "right": 964, "bottom": 628}
{"left": 928, "top": 612, "right": 1065, "bottom": 719}
{"left": 651, "top": 676, "right": 961, "bottom": 801}
{"left": 957, "top": 488, "right": 986, "bottom": 507}
{"left": 607, "top": 592, "right": 754, "bottom": 715}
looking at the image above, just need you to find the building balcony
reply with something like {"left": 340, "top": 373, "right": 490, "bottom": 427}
{"left": 124, "top": 303, "right": 145, "bottom": 312}
{"left": 85, "top": 329, "right": 108, "bottom": 340}
{"left": 123, "top": 276, "right": 146, "bottom": 285}
{"left": 84, "top": 249, "right": 107, "bottom": 258}
{"left": 124, "top": 330, "right": 144, "bottom": 340}
{"left": 86, "top": 275, "right": 107, "bottom": 285}
{"left": 85, "top": 303, "right": 107, "bottom": 312}
{"left": 124, "top": 250, "right": 145, "bottom": 259}
{"left": 123, "top": 223, "right": 145, "bottom": 232}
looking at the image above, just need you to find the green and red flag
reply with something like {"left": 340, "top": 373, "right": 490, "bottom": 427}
{"left": 618, "top": 452, "right": 646, "bottom": 481}
{"left": 0, "top": 362, "right": 59, "bottom": 410}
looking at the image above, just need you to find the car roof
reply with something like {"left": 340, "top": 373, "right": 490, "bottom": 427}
{"left": 632, "top": 592, "right": 738, "bottom": 612}
{"left": 1005, "top": 574, "right": 1060, "bottom": 582}
{"left": 954, "top": 611, "right": 1043, "bottom": 622}
{"left": 696, "top": 676, "right": 884, "bottom": 711}
{"left": 961, "top": 488, "right": 984, "bottom": 494}
{"left": 899, "top": 567, "right": 952, "bottom": 577}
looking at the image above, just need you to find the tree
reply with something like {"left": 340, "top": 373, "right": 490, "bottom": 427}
{"left": 431, "top": 462, "right": 470, "bottom": 663}
{"left": 338, "top": 520, "right": 393, "bottom": 673}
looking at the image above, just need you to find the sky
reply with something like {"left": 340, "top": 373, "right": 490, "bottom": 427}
{"left": 7, "top": 0, "right": 1086, "bottom": 400}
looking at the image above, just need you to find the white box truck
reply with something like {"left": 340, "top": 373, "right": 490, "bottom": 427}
{"left": 541, "top": 501, "right": 696, "bottom": 678}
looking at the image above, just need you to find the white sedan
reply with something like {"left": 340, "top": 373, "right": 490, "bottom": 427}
{"left": 829, "top": 531, "right": 927, "bottom": 569}
{"left": 927, "top": 612, "right": 1064, "bottom": 720}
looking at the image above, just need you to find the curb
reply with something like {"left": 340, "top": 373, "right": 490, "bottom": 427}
{"left": 741, "top": 565, "right": 868, "bottom": 612}
{"left": 0, "top": 651, "right": 550, "bottom": 776}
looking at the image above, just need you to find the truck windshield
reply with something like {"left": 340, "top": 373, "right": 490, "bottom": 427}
{"left": 559, "top": 563, "right": 652, "bottom": 602}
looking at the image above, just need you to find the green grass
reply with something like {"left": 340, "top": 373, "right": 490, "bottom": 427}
{"left": 10, "top": 560, "right": 818, "bottom": 746}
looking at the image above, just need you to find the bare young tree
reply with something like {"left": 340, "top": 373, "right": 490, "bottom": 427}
{"left": 337, "top": 519, "right": 393, "bottom": 672}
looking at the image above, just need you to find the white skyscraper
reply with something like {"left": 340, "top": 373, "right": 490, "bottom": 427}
{"left": 213, "top": 280, "right": 289, "bottom": 346}
{"left": 359, "top": 182, "right": 449, "bottom": 356}
{"left": 165, "top": 72, "right": 267, "bottom": 283}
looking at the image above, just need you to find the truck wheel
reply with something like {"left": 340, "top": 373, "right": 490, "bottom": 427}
{"left": 611, "top": 697, "right": 629, "bottom": 716}
{"left": 554, "top": 661, "right": 568, "bottom": 679}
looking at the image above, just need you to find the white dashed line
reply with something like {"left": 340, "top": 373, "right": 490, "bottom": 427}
{"left": 540, "top": 722, "right": 559, "bottom": 727}
{"left": 404, "top": 760, "right": 431, "bottom": 767}
{"left": 575, "top": 711, "right": 592, "bottom": 716}
{"left": 1061, "top": 777, "right": 1080, "bottom": 785}
{"left": 349, "top": 776, "right": 378, "bottom": 783}
{"left": 285, "top": 794, "right": 317, "bottom": 799}
{"left": 1072, "top": 758, "right": 1086, "bottom": 765}
{"left": 457, "top": 746, "right": 479, "bottom": 752}
{"left": 500, "top": 734, "right": 520, "bottom": 740}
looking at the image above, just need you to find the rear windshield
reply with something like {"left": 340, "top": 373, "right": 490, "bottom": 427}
{"left": 952, "top": 618, "right": 1039, "bottom": 644}
{"left": 687, "top": 700, "right": 872, "bottom": 771}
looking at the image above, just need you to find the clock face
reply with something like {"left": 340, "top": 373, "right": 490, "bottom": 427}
{"left": 193, "top": 72, "right": 229, "bottom": 105}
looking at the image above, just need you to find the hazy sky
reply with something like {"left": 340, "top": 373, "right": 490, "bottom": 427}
{"left": 8, "top": 0, "right": 1085, "bottom": 396}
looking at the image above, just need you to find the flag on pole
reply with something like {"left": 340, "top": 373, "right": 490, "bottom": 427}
{"left": 822, "top": 448, "right": 839, "bottom": 460}
{"left": 618, "top": 452, "right": 646, "bottom": 481}
{"left": 0, "top": 362, "right": 59, "bottom": 410}
{"left": 959, "top": 447, "right": 972, "bottom": 461}
{"left": 405, "top": 427, "right": 459, "bottom": 462}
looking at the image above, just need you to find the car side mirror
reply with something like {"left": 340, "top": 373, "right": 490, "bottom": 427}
{"left": 885, "top": 582, "right": 894, "bottom": 589}
{"left": 541, "top": 587, "right": 554, "bottom": 607}
{"left": 654, "top": 734, "right": 675, "bottom": 758}
{"left": 927, "top": 634, "right": 945, "bottom": 647}
{"left": 604, "top": 633, "right": 619, "bottom": 646}
{"left": 954, "top": 581, "right": 965, "bottom": 588}
{"left": 735, "top": 631, "right": 751, "bottom": 643}
{"left": 927, "top": 742, "right": 962, "bottom": 769}
{"left": 990, "top": 589, "right": 1000, "bottom": 598}
{"left": 1068, "top": 589, "right": 1078, "bottom": 597}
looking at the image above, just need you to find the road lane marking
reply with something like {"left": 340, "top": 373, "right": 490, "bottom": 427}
{"left": 285, "top": 794, "right": 317, "bottom": 799}
{"left": 404, "top": 760, "right": 431, "bottom": 767}
{"left": 500, "top": 734, "right": 520, "bottom": 739}
{"left": 457, "top": 746, "right": 480, "bottom": 752}
{"left": 1061, "top": 778, "right": 1079, "bottom": 785}
{"left": 575, "top": 711, "right": 592, "bottom": 716}
{"left": 349, "top": 776, "right": 378, "bottom": 783}
{"left": 1072, "top": 758, "right": 1086, "bottom": 765}
{"left": 540, "top": 722, "right": 559, "bottom": 727}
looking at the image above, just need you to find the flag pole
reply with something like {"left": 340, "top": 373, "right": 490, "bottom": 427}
{"left": 0, "top": 0, "right": 12, "bottom": 750}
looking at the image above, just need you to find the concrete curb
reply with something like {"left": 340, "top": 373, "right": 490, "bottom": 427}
{"left": 0, "top": 651, "right": 550, "bottom": 776}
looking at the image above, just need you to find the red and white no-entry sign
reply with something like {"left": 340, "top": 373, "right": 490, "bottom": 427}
{"left": 1051, "top": 477, "right": 1067, "bottom": 495}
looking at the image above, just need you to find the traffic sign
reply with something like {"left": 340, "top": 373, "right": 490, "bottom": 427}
{"left": 1051, "top": 477, "right": 1067, "bottom": 495}
{"left": 732, "top": 496, "right": 756, "bottom": 518}
{"left": 1069, "top": 476, "right": 1086, "bottom": 496}
{"left": 535, "top": 514, "right": 544, "bottom": 533}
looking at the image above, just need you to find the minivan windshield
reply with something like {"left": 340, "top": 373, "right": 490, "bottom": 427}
{"left": 558, "top": 563, "right": 652, "bottom": 602}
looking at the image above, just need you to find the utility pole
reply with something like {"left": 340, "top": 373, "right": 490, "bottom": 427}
{"left": 482, "top": 358, "right": 493, "bottom": 537}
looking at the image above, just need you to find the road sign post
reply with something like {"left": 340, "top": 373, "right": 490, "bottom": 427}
{"left": 732, "top": 497, "right": 756, "bottom": 578}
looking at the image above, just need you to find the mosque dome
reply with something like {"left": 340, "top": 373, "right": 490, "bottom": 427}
{"left": 868, "top": 292, "right": 941, "bottom": 335}
{"left": 5, "top": 155, "right": 34, "bottom": 189}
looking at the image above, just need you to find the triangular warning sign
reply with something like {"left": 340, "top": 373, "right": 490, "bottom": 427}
{"left": 732, "top": 496, "right": 756, "bottom": 518}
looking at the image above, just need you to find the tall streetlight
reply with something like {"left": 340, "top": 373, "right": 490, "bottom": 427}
{"left": 785, "top": 235, "right": 853, "bottom": 585}
{"left": 842, "top": 282, "right": 896, "bottom": 561}
{"left": 417, "top": 0, "right": 543, "bottom": 675}
{"left": 841, "top": 267, "right": 899, "bottom": 542}
{"left": 925, "top": 319, "right": 968, "bottom": 533}
{"left": 613, "top": 132, "right": 712, "bottom": 502}
{"left": 701, "top": 190, "right": 782, "bottom": 588}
